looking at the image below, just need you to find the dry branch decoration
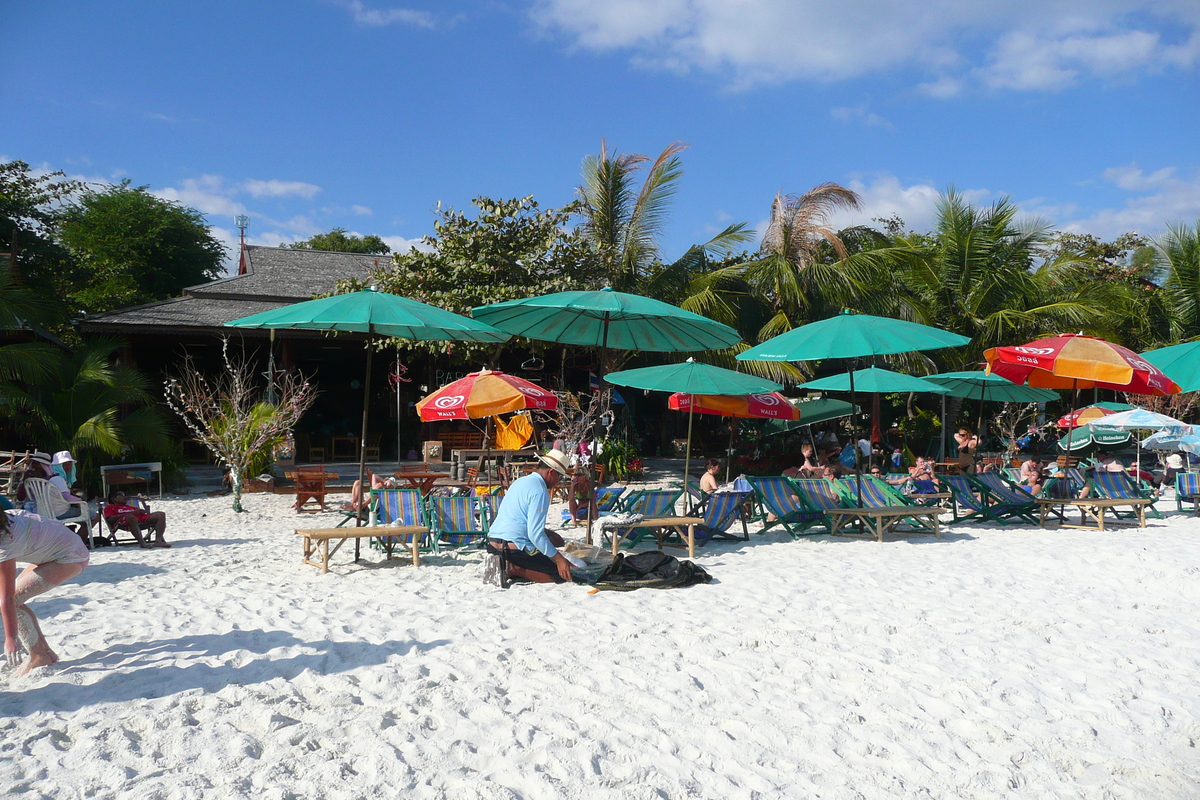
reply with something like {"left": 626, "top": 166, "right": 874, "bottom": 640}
{"left": 537, "top": 390, "right": 603, "bottom": 462}
{"left": 993, "top": 402, "right": 1041, "bottom": 461}
{"left": 165, "top": 338, "right": 316, "bottom": 512}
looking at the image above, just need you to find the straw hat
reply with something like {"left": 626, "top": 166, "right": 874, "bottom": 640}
{"left": 538, "top": 449, "right": 570, "bottom": 476}
{"left": 52, "top": 450, "right": 75, "bottom": 465}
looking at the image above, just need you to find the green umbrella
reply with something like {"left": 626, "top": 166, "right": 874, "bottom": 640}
{"left": 738, "top": 311, "right": 970, "bottom": 505}
{"left": 924, "top": 371, "right": 1059, "bottom": 460}
{"left": 800, "top": 366, "right": 952, "bottom": 394}
{"left": 472, "top": 287, "right": 742, "bottom": 352}
{"left": 226, "top": 289, "right": 508, "bottom": 541}
{"left": 762, "top": 399, "right": 858, "bottom": 436}
{"left": 1142, "top": 341, "right": 1200, "bottom": 393}
{"left": 1056, "top": 423, "right": 1133, "bottom": 453}
{"left": 605, "top": 359, "right": 781, "bottom": 490}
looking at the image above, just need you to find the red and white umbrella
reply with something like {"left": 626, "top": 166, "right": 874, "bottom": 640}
{"left": 416, "top": 369, "right": 558, "bottom": 421}
{"left": 985, "top": 334, "right": 1179, "bottom": 395}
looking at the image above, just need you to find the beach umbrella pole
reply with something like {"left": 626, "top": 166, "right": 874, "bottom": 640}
{"left": 940, "top": 393, "right": 946, "bottom": 463}
{"left": 851, "top": 365, "right": 862, "bottom": 508}
{"left": 585, "top": 314, "right": 610, "bottom": 546}
{"left": 354, "top": 341, "right": 374, "bottom": 561}
{"left": 683, "top": 405, "right": 695, "bottom": 505}
{"left": 726, "top": 418, "right": 735, "bottom": 483}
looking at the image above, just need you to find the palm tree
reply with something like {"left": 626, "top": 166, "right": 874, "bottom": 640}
{"left": 848, "top": 191, "right": 1105, "bottom": 367}
{"left": 1161, "top": 221, "right": 1200, "bottom": 341}
{"left": 575, "top": 141, "right": 752, "bottom": 292}
{"left": 0, "top": 338, "right": 169, "bottom": 459}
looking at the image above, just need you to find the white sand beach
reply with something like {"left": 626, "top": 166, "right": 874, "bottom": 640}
{"left": 2, "top": 489, "right": 1198, "bottom": 799}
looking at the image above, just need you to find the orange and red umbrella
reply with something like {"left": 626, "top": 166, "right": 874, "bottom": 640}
{"left": 1056, "top": 405, "right": 1125, "bottom": 429}
{"left": 985, "top": 334, "right": 1179, "bottom": 395}
{"left": 416, "top": 369, "right": 557, "bottom": 421}
{"left": 667, "top": 392, "right": 801, "bottom": 420}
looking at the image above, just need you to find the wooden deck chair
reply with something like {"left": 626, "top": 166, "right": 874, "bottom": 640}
{"left": 938, "top": 474, "right": 994, "bottom": 524}
{"left": 25, "top": 477, "right": 92, "bottom": 546}
{"left": 747, "top": 476, "right": 828, "bottom": 538}
{"left": 101, "top": 494, "right": 152, "bottom": 547}
{"left": 657, "top": 490, "right": 751, "bottom": 547}
{"left": 371, "top": 487, "right": 430, "bottom": 558}
{"left": 965, "top": 472, "right": 1040, "bottom": 525}
{"left": 1065, "top": 467, "right": 1089, "bottom": 494}
{"left": 681, "top": 475, "right": 710, "bottom": 516}
{"left": 594, "top": 486, "right": 625, "bottom": 515}
{"left": 835, "top": 477, "right": 938, "bottom": 532}
{"left": 1176, "top": 472, "right": 1200, "bottom": 512}
{"left": 429, "top": 495, "right": 487, "bottom": 550}
{"left": 603, "top": 488, "right": 683, "bottom": 549}
{"left": 792, "top": 479, "right": 847, "bottom": 514}
{"left": 1090, "top": 471, "right": 1162, "bottom": 519}
{"left": 362, "top": 432, "right": 382, "bottom": 462}
{"left": 479, "top": 492, "right": 502, "bottom": 529}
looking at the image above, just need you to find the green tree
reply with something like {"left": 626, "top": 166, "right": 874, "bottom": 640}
{"left": 0, "top": 160, "right": 82, "bottom": 332}
{"left": 0, "top": 338, "right": 170, "bottom": 460}
{"left": 1161, "top": 220, "right": 1200, "bottom": 342}
{"left": 846, "top": 191, "right": 1105, "bottom": 366}
{"left": 575, "top": 141, "right": 753, "bottom": 292}
{"left": 58, "top": 182, "right": 226, "bottom": 315}
{"left": 338, "top": 196, "right": 600, "bottom": 357}
{"left": 285, "top": 227, "right": 391, "bottom": 254}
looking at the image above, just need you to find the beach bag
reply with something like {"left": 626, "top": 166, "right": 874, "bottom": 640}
{"left": 838, "top": 443, "right": 857, "bottom": 469}
{"left": 590, "top": 551, "right": 712, "bottom": 592}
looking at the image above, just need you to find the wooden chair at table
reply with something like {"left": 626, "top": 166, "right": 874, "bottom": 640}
{"left": 362, "top": 432, "right": 382, "bottom": 462}
{"left": 297, "top": 433, "right": 325, "bottom": 463}
{"left": 293, "top": 467, "right": 329, "bottom": 513}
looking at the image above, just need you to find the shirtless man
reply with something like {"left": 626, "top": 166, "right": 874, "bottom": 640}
{"left": 0, "top": 510, "right": 90, "bottom": 675}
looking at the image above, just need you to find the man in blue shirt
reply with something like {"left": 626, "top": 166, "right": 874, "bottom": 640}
{"left": 486, "top": 449, "right": 571, "bottom": 584}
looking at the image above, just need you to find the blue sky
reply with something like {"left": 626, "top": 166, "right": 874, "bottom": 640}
{"left": 4, "top": 0, "right": 1198, "bottom": 271}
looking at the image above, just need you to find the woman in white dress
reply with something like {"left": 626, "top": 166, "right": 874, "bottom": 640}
{"left": 0, "top": 510, "right": 89, "bottom": 675}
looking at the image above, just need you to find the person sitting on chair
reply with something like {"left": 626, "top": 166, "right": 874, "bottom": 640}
{"left": 700, "top": 458, "right": 721, "bottom": 494}
{"left": 485, "top": 449, "right": 572, "bottom": 584}
{"left": 103, "top": 491, "right": 170, "bottom": 548}
{"left": 1019, "top": 454, "right": 1044, "bottom": 495}
{"left": 346, "top": 472, "right": 396, "bottom": 515}
{"left": 567, "top": 469, "right": 595, "bottom": 524}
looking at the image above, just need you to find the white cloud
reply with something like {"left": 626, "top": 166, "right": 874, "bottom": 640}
{"left": 382, "top": 235, "right": 433, "bottom": 254}
{"left": 1062, "top": 163, "right": 1200, "bottom": 239}
{"left": 241, "top": 178, "right": 321, "bottom": 199}
{"left": 154, "top": 175, "right": 247, "bottom": 217}
{"left": 351, "top": 205, "right": 373, "bottom": 216}
{"left": 530, "top": 0, "right": 1200, "bottom": 92}
{"left": 829, "top": 104, "right": 892, "bottom": 128}
{"left": 345, "top": 0, "right": 435, "bottom": 28}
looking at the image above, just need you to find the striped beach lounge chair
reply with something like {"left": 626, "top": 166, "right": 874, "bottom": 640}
{"left": 747, "top": 476, "right": 827, "bottom": 538}
{"left": 939, "top": 474, "right": 1032, "bottom": 525}
{"left": 479, "top": 492, "right": 503, "bottom": 529}
{"left": 372, "top": 487, "right": 430, "bottom": 556}
{"left": 969, "top": 472, "right": 1040, "bottom": 525}
{"left": 1090, "top": 471, "right": 1162, "bottom": 519}
{"left": 1176, "top": 472, "right": 1200, "bottom": 512}
{"left": 836, "top": 476, "right": 938, "bottom": 532}
{"left": 595, "top": 486, "right": 626, "bottom": 515}
{"left": 791, "top": 479, "right": 846, "bottom": 514}
{"left": 429, "top": 495, "right": 488, "bottom": 550}
{"left": 658, "top": 490, "right": 752, "bottom": 547}
{"left": 604, "top": 488, "right": 683, "bottom": 549}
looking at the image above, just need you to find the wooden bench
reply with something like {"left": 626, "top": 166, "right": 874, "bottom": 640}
{"left": 295, "top": 525, "right": 429, "bottom": 573}
{"left": 826, "top": 506, "right": 942, "bottom": 542}
{"left": 436, "top": 431, "right": 484, "bottom": 453}
{"left": 1036, "top": 497, "right": 1148, "bottom": 531}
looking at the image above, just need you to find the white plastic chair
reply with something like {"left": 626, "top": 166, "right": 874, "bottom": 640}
{"left": 25, "top": 477, "right": 93, "bottom": 548}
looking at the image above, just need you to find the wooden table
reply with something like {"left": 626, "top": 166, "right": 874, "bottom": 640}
{"left": 296, "top": 525, "right": 429, "bottom": 573}
{"left": 826, "top": 506, "right": 942, "bottom": 542}
{"left": 608, "top": 516, "right": 705, "bottom": 559}
{"left": 287, "top": 470, "right": 329, "bottom": 512}
{"left": 907, "top": 491, "right": 952, "bottom": 508}
{"left": 1036, "top": 498, "right": 1148, "bottom": 531}
{"left": 393, "top": 471, "right": 446, "bottom": 495}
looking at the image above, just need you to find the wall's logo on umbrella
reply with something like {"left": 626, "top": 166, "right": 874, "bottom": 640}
{"left": 1015, "top": 347, "right": 1055, "bottom": 355}
{"left": 433, "top": 395, "right": 465, "bottom": 409}
{"left": 516, "top": 385, "right": 547, "bottom": 397}
{"left": 750, "top": 393, "right": 782, "bottom": 406}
